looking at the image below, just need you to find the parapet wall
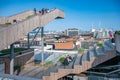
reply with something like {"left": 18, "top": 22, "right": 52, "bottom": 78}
{"left": 0, "top": 10, "right": 34, "bottom": 24}
{"left": 0, "top": 49, "right": 34, "bottom": 74}
{"left": 0, "top": 9, "right": 64, "bottom": 51}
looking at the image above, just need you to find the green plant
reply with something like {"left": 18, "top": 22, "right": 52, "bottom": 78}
{"left": 5, "top": 22, "right": 12, "bottom": 25}
{"left": 116, "top": 30, "right": 120, "bottom": 35}
{"left": 97, "top": 43, "right": 103, "bottom": 47}
{"left": 0, "top": 48, "right": 27, "bottom": 56}
{"left": 26, "top": 15, "right": 32, "bottom": 19}
{"left": 45, "top": 61, "right": 53, "bottom": 67}
{"left": 14, "top": 65, "right": 24, "bottom": 71}
{"left": 20, "top": 65, "right": 24, "bottom": 69}
{"left": 59, "top": 57, "right": 65, "bottom": 63}
{"left": 78, "top": 47, "right": 84, "bottom": 54}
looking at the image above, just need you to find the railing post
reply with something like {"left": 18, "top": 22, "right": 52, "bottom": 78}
{"left": 41, "top": 27, "right": 44, "bottom": 65}
{"left": 10, "top": 44, "right": 14, "bottom": 75}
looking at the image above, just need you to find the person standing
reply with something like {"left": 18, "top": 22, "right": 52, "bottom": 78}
{"left": 109, "top": 30, "right": 113, "bottom": 39}
{"left": 34, "top": 8, "right": 37, "bottom": 15}
{"left": 42, "top": 8, "right": 45, "bottom": 15}
{"left": 39, "top": 10, "right": 42, "bottom": 15}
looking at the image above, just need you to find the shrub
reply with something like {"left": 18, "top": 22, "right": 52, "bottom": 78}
{"left": 45, "top": 61, "right": 53, "bottom": 67}
{"left": 97, "top": 43, "right": 103, "bottom": 47}
{"left": 5, "top": 22, "right": 12, "bottom": 25}
{"left": 78, "top": 47, "right": 84, "bottom": 54}
{"left": 59, "top": 57, "right": 65, "bottom": 63}
{"left": 26, "top": 15, "right": 32, "bottom": 19}
{"left": 116, "top": 30, "right": 120, "bottom": 35}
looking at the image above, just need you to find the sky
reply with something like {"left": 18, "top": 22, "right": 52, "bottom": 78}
{"left": 0, "top": 0, "right": 120, "bottom": 31}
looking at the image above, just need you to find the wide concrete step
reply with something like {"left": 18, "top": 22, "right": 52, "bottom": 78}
{"left": 43, "top": 65, "right": 58, "bottom": 77}
{"left": 74, "top": 54, "right": 82, "bottom": 66}
{"left": 103, "top": 41, "right": 114, "bottom": 51}
{"left": 104, "top": 40, "right": 115, "bottom": 50}
{"left": 89, "top": 47, "right": 97, "bottom": 59}
{"left": 95, "top": 46, "right": 105, "bottom": 55}
{"left": 42, "top": 41, "right": 116, "bottom": 80}
{"left": 82, "top": 51, "right": 90, "bottom": 62}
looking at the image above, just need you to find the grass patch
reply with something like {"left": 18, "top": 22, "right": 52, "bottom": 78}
{"left": 78, "top": 47, "right": 84, "bottom": 54}
{"left": 97, "top": 43, "right": 103, "bottom": 47}
{"left": 26, "top": 15, "right": 32, "bottom": 19}
{"left": 5, "top": 22, "right": 12, "bottom": 25}
{"left": 0, "top": 48, "right": 27, "bottom": 56}
{"left": 45, "top": 61, "right": 53, "bottom": 67}
{"left": 59, "top": 57, "right": 65, "bottom": 63}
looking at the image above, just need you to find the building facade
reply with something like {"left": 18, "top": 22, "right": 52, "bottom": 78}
{"left": 66, "top": 28, "right": 79, "bottom": 37}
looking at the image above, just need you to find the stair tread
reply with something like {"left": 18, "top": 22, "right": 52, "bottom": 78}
{"left": 43, "top": 65, "right": 58, "bottom": 76}
{"left": 82, "top": 51, "right": 90, "bottom": 62}
{"left": 95, "top": 47, "right": 105, "bottom": 55}
{"left": 74, "top": 54, "right": 82, "bottom": 65}
{"left": 89, "top": 47, "right": 97, "bottom": 59}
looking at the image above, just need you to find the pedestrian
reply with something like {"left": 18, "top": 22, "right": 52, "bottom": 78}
{"left": 67, "top": 55, "right": 72, "bottom": 63}
{"left": 69, "top": 55, "right": 72, "bottom": 61}
{"left": 34, "top": 8, "right": 37, "bottom": 15}
{"left": 39, "top": 10, "right": 42, "bottom": 15}
{"left": 45, "top": 8, "right": 49, "bottom": 13}
{"left": 13, "top": 19, "right": 17, "bottom": 23}
{"left": 41, "top": 8, "right": 45, "bottom": 15}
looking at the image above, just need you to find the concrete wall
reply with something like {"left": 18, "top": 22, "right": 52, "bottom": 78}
{"left": 0, "top": 49, "right": 34, "bottom": 74}
{"left": 0, "top": 17, "right": 6, "bottom": 24}
{"left": 115, "top": 34, "right": 120, "bottom": 53}
{"left": 14, "top": 49, "right": 34, "bottom": 66}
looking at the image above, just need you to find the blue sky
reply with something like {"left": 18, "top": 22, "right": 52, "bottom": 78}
{"left": 0, "top": 0, "right": 120, "bottom": 31}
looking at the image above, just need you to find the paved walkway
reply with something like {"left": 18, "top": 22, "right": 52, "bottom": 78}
{"left": 19, "top": 54, "right": 77, "bottom": 79}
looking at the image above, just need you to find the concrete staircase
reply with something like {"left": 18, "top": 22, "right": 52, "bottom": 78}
{"left": 43, "top": 41, "right": 116, "bottom": 80}
{"left": 0, "top": 9, "right": 64, "bottom": 50}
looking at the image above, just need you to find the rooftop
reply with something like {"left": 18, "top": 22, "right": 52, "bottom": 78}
{"left": 55, "top": 41, "right": 74, "bottom": 50}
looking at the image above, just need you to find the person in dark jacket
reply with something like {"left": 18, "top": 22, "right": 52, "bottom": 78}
{"left": 34, "top": 8, "right": 37, "bottom": 15}
{"left": 41, "top": 8, "right": 45, "bottom": 15}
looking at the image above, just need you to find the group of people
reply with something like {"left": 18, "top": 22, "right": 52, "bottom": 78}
{"left": 63, "top": 55, "right": 73, "bottom": 65}
{"left": 34, "top": 8, "right": 50, "bottom": 15}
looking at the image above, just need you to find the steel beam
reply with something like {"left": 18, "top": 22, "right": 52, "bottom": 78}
{"left": 41, "top": 27, "right": 44, "bottom": 65}
{"left": 27, "top": 33, "right": 30, "bottom": 49}
{"left": 30, "top": 27, "right": 41, "bottom": 46}
{"left": 92, "top": 65, "right": 120, "bottom": 69}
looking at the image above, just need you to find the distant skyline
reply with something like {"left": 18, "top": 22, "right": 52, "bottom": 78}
{"left": 0, "top": 0, "right": 120, "bottom": 31}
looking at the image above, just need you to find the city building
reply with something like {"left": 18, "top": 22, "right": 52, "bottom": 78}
{"left": 93, "top": 29, "right": 110, "bottom": 39}
{"left": 66, "top": 28, "right": 79, "bottom": 37}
